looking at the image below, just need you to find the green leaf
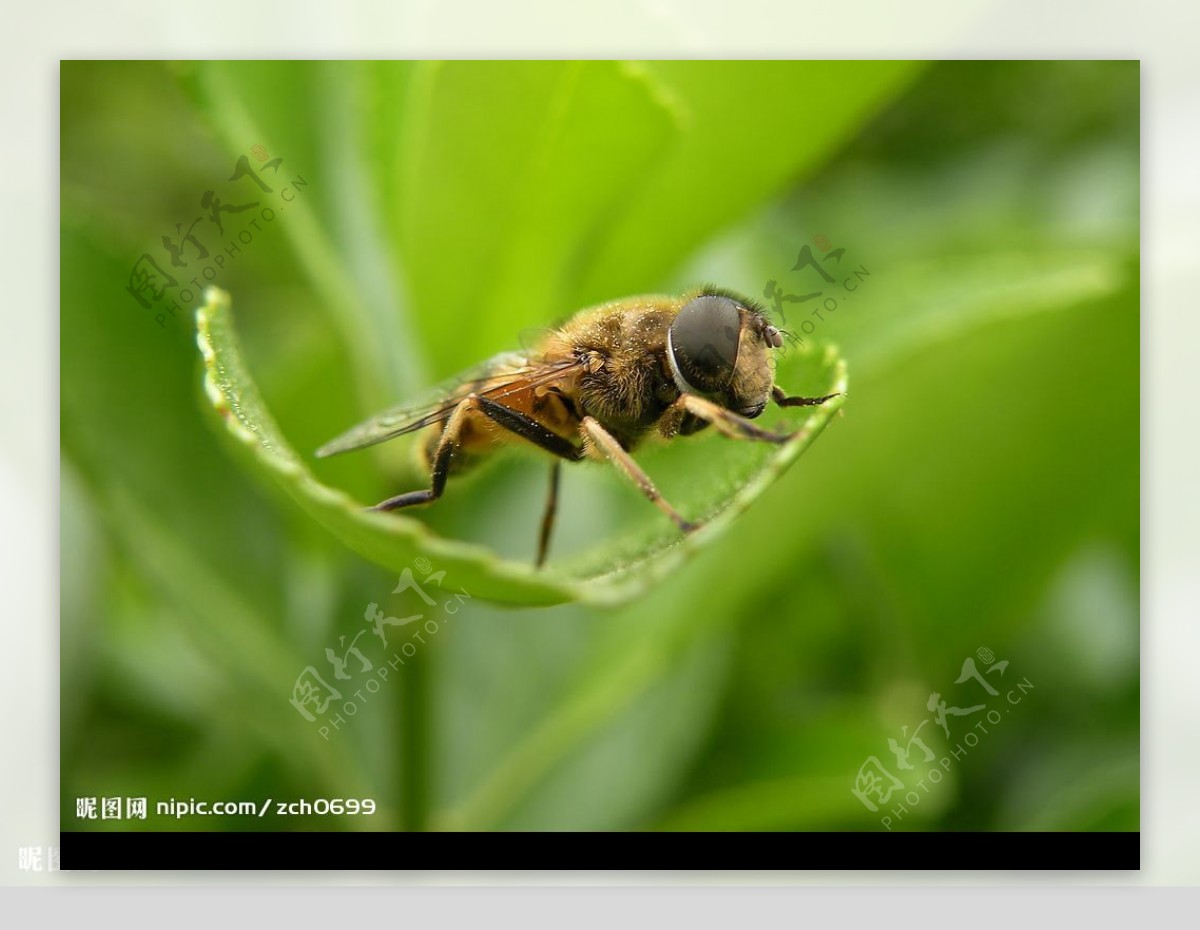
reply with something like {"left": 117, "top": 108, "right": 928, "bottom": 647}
{"left": 196, "top": 287, "right": 847, "bottom": 607}
{"left": 180, "top": 60, "right": 417, "bottom": 412}
{"left": 387, "top": 61, "right": 685, "bottom": 375}
{"left": 576, "top": 61, "right": 924, "bottom": 303}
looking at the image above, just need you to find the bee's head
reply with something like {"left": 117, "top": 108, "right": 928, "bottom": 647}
{"left": 667, "top": 290, "right": 782, "bottom": 418}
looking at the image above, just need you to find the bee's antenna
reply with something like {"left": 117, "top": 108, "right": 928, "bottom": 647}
{"left": 776, "top": 327, "right": 804, "bottom": 350}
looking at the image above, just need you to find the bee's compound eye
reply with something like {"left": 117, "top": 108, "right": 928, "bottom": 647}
{"left": 669, "top": 295, "right": 741, "bottom": 394}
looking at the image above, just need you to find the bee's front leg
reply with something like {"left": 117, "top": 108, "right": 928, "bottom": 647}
{"left": 670, "top": 390, "right": 840, "bottom": 445}
{"left": 772, "top": 386, "right": 841, "bottom": 408}
{"left": 674, "top": 394, "right": 792, "bottom": 444}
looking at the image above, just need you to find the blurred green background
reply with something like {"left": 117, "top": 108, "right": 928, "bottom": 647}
{"left": 61, "top": 60, "right": 1138, "bottom": 832}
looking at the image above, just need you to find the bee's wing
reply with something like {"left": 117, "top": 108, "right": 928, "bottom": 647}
{"left": 315, "top": 352, "right": 583, "bottom": 458}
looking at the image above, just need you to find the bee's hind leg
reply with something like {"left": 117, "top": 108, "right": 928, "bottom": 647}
{"left": 375, "top": 394, "right": 584, "bottom": 568}
{"left": 370, "top": 397, "right": 474, "bottom": 511}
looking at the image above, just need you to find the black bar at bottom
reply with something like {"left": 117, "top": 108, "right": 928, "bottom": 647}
{"left": 61, "top": 830, "right": 1139, "bottom": 871}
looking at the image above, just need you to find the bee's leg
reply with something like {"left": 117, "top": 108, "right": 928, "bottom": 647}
{"left": 457, "top": 394, "right": 583, "bottom": 563}
{"left": 370, "top": 398, "right": 474, "bottom": 511}
{"left": 772, "top": 386, "right": 841, "bottom": 408}
{"left": 676, "top": 394, "right": 792, "bottom": 444}
{"left": 374, "top": 393, "right": 584, "bottom": 513}
{"left": 473, "top": 396, "right": 584, "bottom": 462}
{"left": 580, "top": 416, "right": 696, "bottom": 534}
{"left": 535, "top": 461, "right": 561, "bottom": 568}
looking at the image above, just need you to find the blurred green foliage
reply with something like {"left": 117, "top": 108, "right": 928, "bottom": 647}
{"left": 60, "top": 60, "right": 1138, "bottom": 832}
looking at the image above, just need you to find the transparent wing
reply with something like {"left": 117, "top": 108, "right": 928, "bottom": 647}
{"left": 315, "top": 352, "right": 583, "bottom": 458}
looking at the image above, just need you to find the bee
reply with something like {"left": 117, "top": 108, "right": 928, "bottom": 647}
{"left": 317, "top": 287, "right": 839, "bottom": 566}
